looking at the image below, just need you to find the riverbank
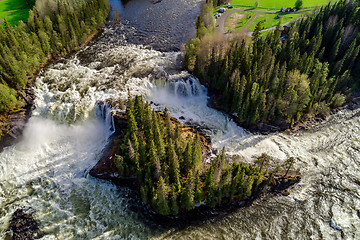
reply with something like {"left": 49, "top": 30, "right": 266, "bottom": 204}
{"left": 0, "top": 29, "right": 104, "bottom": 152}
{"left": 0, "top": 0, "right": 110, "bottom": 152}
{"left": 207, "top": 88, "right": 352, "bottom": 135}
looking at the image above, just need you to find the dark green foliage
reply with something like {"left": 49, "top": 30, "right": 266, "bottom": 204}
{"left": 282, "top": 157, "right": 297, "bottom": 176}
{"left": 186, "top": 0, "right": 359, "bottom": 128}
{"left": 0, "top": 0, "right": 110, "bottom": 114}
{"left": 115, "top": 96, "right": 270, "bottom": 215}
{"left": 0, "top": 83, "right": 23, "bottom": 113}
{"left": 295, "top": 0, "right": 303, "bottom": 9}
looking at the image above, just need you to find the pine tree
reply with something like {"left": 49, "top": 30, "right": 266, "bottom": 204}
{"left": 164, "top": 108, "right": 173, "bottom": 141}
{"left": 244, "top": 175, "right": 254, "bottom": 197}
{"left": 169, "top": 186, "right": 179, "bottom": 215}
{"left": 182, "top": 140, "right": 193, "bottom": 174}
{"left": 181, "top": 172, "right": 195, "bottom": 211}
{"left": 167, "top": 140, "right": 181, "bottom": 190}
{"left": 194, "top": 170, "right": 203, "bottom": 202}
{"left": 156, "top": 176, "right": 170, "bottom": 215}
{"left": 148, "top": 140, "right": 161, "bottom": 181}
{"left": 255, "top": 153, "right": 271, "bottom": 172}
{"left": 152, "top": 111, "right": 166, "bottom": 159}
{"left": 192, "top": 133, "right": 202, "bottom": 171}
{"left": 282, "top": 157, "right": 296, "bottom": 176}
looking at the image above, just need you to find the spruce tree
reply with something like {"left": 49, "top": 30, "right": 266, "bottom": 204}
{"left": 170, "top": 186, "right": 179, "bottom": 215}
{"left": 156, "top": 176, "right": 170, "bottom": 215}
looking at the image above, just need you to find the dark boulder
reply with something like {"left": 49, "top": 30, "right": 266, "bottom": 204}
{"left": 9, "top": 208, "right": 39, "bottom": 240}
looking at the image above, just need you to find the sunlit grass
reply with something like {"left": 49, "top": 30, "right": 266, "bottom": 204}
{"left": 248, "top": 11, "right": 305, "bottom": 31}
{"left": 0, "top": 0, "right": 34, "bottom": 26}
{"left": 231, "top": 0, "right": 336, "bottom": 9}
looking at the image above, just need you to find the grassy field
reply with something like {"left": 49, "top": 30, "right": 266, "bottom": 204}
{"left": 248, "top": 11, "right": 306, "bottom": 31}
{"left": 231, "top": 0, "right": 335, "bottom": 9}
{"left": 216, "top": 0, "right": 336, "bottom": 33}
{"left": 0, "top": 0, "right": 34, "bottom": 26}
{"left": 225, "top": 11, "right": 255, "bottom": 33}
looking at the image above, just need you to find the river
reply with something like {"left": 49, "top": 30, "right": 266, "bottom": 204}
{"left": 0, "top": 0, "right": 360, "bottom": 239}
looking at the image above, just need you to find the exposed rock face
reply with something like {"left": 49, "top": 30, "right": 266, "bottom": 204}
{"left": 0, "top": 87, "right": 35, "bottom": 152}
{"left": 9, "top": 208, "right": 39, "bottom": 240}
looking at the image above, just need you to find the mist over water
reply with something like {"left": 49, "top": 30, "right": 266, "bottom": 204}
{"left": 0, "top": 0, "right": 360, "bottom": 239}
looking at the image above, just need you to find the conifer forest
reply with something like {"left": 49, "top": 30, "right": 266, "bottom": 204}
{"left": 0, "top": 0, "right": 109, "bottom": 114}
{"left": 186, "top": 0, "right": 360, "bottom": 127}
{"left": 115, "top": 96, "right": 273, "bottom": 215}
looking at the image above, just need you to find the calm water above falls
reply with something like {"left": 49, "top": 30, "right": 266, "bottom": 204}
{"left": 1, "top": 0, "right": 360, "bottom": 239}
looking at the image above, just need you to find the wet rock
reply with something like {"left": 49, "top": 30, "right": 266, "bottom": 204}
{"left": 267, "top": 170, "right": 301, "bottom": 196}
{"left": 330, "top": 217, "right": 343, "bottom": 231}
{"left": 151, "top": 0, "right": 162, "bottom": 4}
{"left": 9, "top": 208, "right": 39, "bottom": 240}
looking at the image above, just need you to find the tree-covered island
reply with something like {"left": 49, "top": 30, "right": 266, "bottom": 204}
{"left": 90, "top": 96, "right": 300, "bottom": 216}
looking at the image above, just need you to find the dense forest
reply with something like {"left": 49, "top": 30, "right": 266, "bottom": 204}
{"left": 0, "top": 0, "right": 110, "bottom": 118}
{"left": 114, "top": 96, "right": 282, "bottom": 215}
{"left": 186, "top": 0, "right": 360, "bottom": 127}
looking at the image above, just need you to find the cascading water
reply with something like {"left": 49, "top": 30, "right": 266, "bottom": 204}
{"left": 95, "top": 102, "right": 117, "bottom": 135}
{"left": 1, "top": 0, "right": 360, "bottom": 239}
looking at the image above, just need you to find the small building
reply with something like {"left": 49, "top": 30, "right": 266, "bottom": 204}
{"left": 219, "top": 8, "right": 226, "bottom": 13}
{"left": 292, "top": 7, "right": 298, "bottom": 12}
{"left": 286, "top": 7, "right": 292, "bottom": 12}
{"left": 280, "top": 8, "right": 286, "bottom": 12}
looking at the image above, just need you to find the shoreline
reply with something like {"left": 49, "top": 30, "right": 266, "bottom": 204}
{"left": 0, "top": 29, "right": 103, "bottom": 152}
{"left": 90, "top": 136, "right": 300, "bottom": 225}
{"left": 206, "top": 87, "right": 358, "bottom": 135}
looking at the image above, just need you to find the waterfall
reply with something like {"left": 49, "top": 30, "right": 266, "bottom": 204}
{"left": 1, "top": 2, "right": 360, "bottom": 238}
{"left": 170, "top": 76, "right": 204, "bottom": 97}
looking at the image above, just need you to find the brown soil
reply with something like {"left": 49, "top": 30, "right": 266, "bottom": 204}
{"left": 225, "top": 12, "right": 245, "bottom": 32}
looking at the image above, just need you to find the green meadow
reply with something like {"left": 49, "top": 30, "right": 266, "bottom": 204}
{"left": 248, "top": 11, "right": 305, "bottom": 31}
{"left": 220, "top": 0, "right": 338, "bottom": 33}
{"left": 0, "top": 0, "right": 35, "bottom": 26}
{"left": 231, "top": 0, "right": 335, "bottom": 9}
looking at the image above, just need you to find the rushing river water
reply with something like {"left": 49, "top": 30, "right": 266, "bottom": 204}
{"left": 1, "top": 0, "right": 360, "bottom": 239}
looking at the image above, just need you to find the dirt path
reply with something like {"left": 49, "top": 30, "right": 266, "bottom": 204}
{"left": 217, "top": 9, "right": 273, "bottom": 34}
{"left": 246, "top": 16, "right": 303, "bottom": 36}
{"left": 240, "top": 11, "right": 259, "bottom": 32}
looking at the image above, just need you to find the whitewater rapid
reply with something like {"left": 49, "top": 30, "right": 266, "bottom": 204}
{"left": 1, "top": 4, "right": 360, "bottom": 240}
